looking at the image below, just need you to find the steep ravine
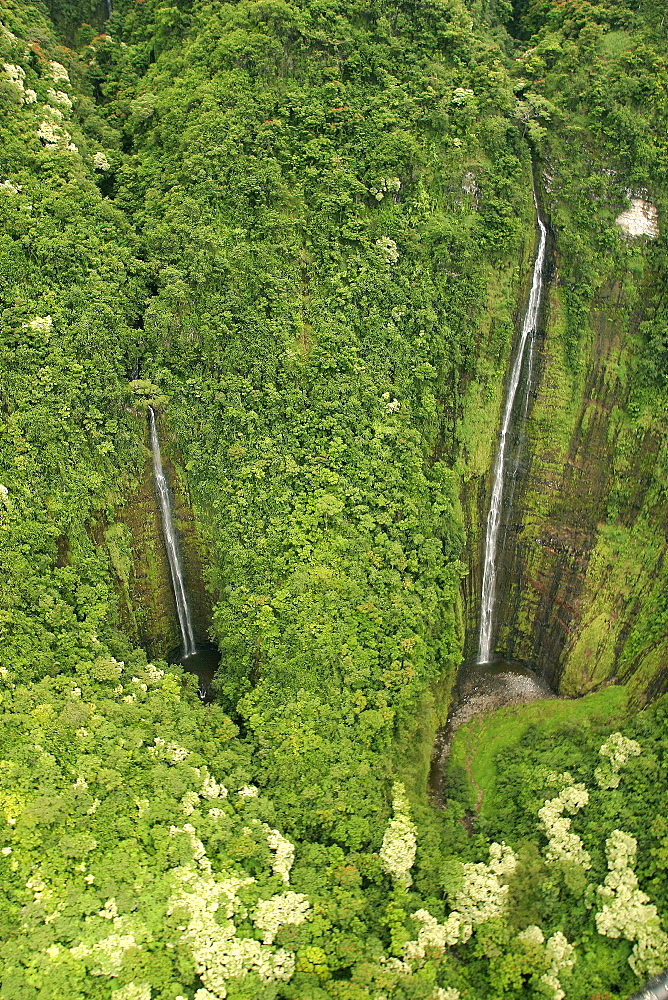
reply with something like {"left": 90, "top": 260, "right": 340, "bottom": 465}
{"left": 102, "top": 411, "right": 215, "bottom": 661}
{"left": 462, "top": 241, "right": 668, "bottom": 704}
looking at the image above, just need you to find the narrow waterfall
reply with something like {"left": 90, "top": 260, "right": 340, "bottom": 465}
{"left": 148, "top": 407, "right": 197, "bottom": 658}
{"left": 478, "top": 198, "right": 548, "bottom": 664}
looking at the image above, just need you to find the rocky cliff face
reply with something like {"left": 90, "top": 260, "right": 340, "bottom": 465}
{"left": 462, "top": 246, "right": 668, "bottom": 704}
{"left": 106, "top": 412, "right": 214, "bottom": 660}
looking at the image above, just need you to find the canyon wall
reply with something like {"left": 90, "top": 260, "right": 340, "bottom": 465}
{"left": 461, "top": 222, "right": 668, "bottom": 705}
{"left": 99, "top": 412, "right": 214, "bottom": 660}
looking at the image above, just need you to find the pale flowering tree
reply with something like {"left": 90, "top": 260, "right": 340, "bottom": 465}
{"left": 517, "top": 924, "right": 545, "bottom": 948}
{"left": 237, "top": 784, "right": 259, "bottom": 798}
{"left": 150, "top": 737, "right": 189, "bottom": 762}
{"left": 403, "top": 842, "right": 517, "bottom": 963}
{"left": 375, "top": 236, "right": 400, "bottom": 264}
{"left": 514, "top": 927, "right": 576, "bottom": 1000}
{"left": 595, "top": 733, "right": 642, "bottom": 789}
{"left": 24, "top": 315, "right": 53, "bottom": 333}
{"left": 167, "top": 822, "right": 311, "bottom": 999}
{"left": 379, "top": 781, "right": 417, "bottom": 887}
{"left": 111, "top": 984, "right": 152, "bottom": 1000}
{"left": 596, "top": 829, "right": 668, "bottom": 977}
{"left": 49, "top": 60, "right": 70, "bottom": 83}
{"left": 180, "top": 791, "right": 200, "bottom": 815}
{"left": 69, "top": 922, "right": 142, "bottom": 976}
{"left": 381, "top": 391, "right": 401, "bottom": 413}
{"left": 452, "top": 87, "right": 474, "bottom": 105}
{"left": 542, "top": 932, "right": 576, "bottom": 1000}
{"left": 449, "top": 842, "right": 517, "bottom": 941}
{"left": 253, "top": 891, "right": 311, "bottom": 944}
{"left": 37, "top": 121, "right": 77, "bottom": 152}
{"left": 538, "top": 781, "right": 591, "bottom": 876}
{"left": 404, "top": 908, "right": 465, "bottom": 962}
{"left": 200, "top": 768, "right": 227, "bottom": 799}
{"left": 47, "top": 88, "right": 72, "bottom": 108}
{"left": 145, "top": 663, "right": 164, "bottom": 682}
{"left": 93, "top": 151, "right": 111, "bottom": 171}
{"left": 266, "top": 828, "right": 295, "bottom": 884}
{"left": 2, "top": 61, "right": 30, "bottom": 102}
{"left": 370, "top": 176, "right": 401, "bottom": 201}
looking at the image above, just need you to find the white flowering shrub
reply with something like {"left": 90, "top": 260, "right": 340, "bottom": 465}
{"left": 151, "top": 737, "right": 189, "bottom": 762}
{"left": 403, "top": 842, "right": 517, "bottom": 964}
{"left": 538, "top": 783, "right": 591, "bottom": 874}
{"left": 238, "top": 784, "right": 258, "bottom": 798}
{"left": 93, "top": 151, "right": 111, "bottom": 171}
{"left": 253, "top": 891, "right": 311, "bottom": 944}
{"left": 513, "top": 926, "right": 575, "bottom": 1000}
{"left": 381, "top": 391, "right": 401, "bottom": 413}
{"left": 111, "top": 982, "right": 151, "bottom": 1000}
{"left": 380, "top": 781, "right": 417, "bottom": 887}
{"left": 404, "top": 908, "right": 465, "bottom": 961}
{"left": 375, "top": 236, "right": 399, "bottom": 264}
{"left": 70, "top": 923, "right": 141, "bottom": 976}
{"left": 3, "top": 61, "right": 24, "bottom": 94}
{"left": 37, "top": 121, "right": 77, "bottom": 152}
{"left": 517, "top": 924, "right": 545, "bottom": 947}
{"left": 49, "top": 60, "right": 70, "bottom": 83}
{"left": 452, "top": 87, "right": 474, "bottom": 104}
{"left": 180, "top": 790, "right": 200, "bottom": 815}
{"left": 595, "top": 732, "right": 642, "bottom": 789}
{"left": 23, "top": 315, "right": 53, "bottom": 333}
{"left": 169, "top": 867, "right": 304, "bottom": 996}
{"left": 200, "top": 767, "right": 227, "bottom": 799}
{"left": 370, "top": 176, "right": 401, "bottom": 200}
{"left": 266, "top": 828, "right": 295, "bottom": 884}
{"left": 99, "top": 897, "right": 118, "bottom": 920}
{"left": 449, "top": 842, "right": 517, "bottom": 939}
{"left": 0, "top": 179, "right": 20, "bottom": 194}
{"left": 46, "top": 88, "right": 72, "bottom": 108}
{"left": 595, "top": 829, "right": 668, "bottom": 976}
{"left": 541, "top": 931, "right": 576, "bottom": 1000}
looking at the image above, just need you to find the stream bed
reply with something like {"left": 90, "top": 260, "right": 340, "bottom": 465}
{"left": 430, "top": 659, "right": 555, "bottom": 801}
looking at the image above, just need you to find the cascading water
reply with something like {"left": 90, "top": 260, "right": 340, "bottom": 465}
{"left": 148, "top": 407, "right": 197, "bottom": 659}
{"left": 478, "top": 198, "right": 548, "bottom": 664}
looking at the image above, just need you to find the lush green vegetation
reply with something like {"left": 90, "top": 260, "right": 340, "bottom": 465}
{"left": 444, "top": 690, "right": 668, "bottom": 999}
{"left": 1, "top": 0, "right": 667, "bottom": 997}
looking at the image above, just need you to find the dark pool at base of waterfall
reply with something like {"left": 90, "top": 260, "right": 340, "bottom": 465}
{"left": 170, "top": 642, "right": 220, "bottom": 703}
{"left": 430, "top": 658, "right": 555, "bottom": 801}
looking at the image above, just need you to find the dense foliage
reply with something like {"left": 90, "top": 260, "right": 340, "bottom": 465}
{"left": 445, "top": 692, "right": 668, "bottom": 999}
{"left": 0, "top": 0, "right": 667, "bottom": 997}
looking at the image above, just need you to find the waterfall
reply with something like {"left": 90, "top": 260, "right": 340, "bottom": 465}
{"left": 478, "top": 198, "right": 548, "bottom": 664}
{"left": 148, "top": 407, "right": 197, "bottom": 658}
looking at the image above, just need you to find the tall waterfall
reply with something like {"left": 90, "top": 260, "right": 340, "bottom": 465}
{"left": 478, "top": 199, "right": 548, "bottom": 664}
{"left": 148, "top": 407, "right": 197, "bottom": 658}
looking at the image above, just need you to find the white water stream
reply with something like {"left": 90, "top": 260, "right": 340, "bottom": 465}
{"left": 148, "top": 407, "right": 197, "bottom": 658}
{"left": 478, "top": 201, "right": 547, "bottom": 664}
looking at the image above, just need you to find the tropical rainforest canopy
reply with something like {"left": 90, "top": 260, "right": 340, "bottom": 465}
{"left": 0, "top": 0, "right": 667, "bottom": 997}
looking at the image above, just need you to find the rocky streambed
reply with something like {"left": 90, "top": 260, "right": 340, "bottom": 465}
{"left": 430, "top": 660, "right": 555, "bottom": 801}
